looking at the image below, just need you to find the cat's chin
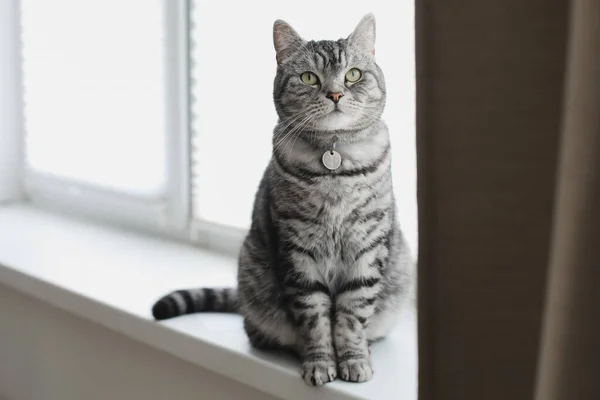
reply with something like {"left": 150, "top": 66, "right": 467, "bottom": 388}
{"left": 316, "top": 112, "right": 356, "bottom": 131}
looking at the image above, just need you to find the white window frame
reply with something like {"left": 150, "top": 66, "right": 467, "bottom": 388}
{"left": 21, "top": 0, "right": 191, "bottom": 235}
{"left": 0, "top": 0, "right": 25, "bottom": 205}
{"left": 1, "top": 0, "right": 246, "bottom": 254}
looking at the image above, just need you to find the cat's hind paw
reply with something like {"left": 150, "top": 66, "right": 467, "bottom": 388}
{"left": 338, "top": 358, "right": 374, "bottom": 383}
{"left": 300, "top": 360, "right": 337, "bottom": 386}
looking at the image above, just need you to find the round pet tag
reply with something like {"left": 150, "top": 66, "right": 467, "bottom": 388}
{"left": 322, "top": 150, "right": 342, "bottom": 170}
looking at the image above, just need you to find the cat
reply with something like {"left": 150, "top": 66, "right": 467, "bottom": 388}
{"left": 152, "top": 13, "right": 414, "bottom": 386}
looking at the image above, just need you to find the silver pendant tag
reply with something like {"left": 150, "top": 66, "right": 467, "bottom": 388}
{"left": 322, "top": 150, "right": 342, "bottom": 170}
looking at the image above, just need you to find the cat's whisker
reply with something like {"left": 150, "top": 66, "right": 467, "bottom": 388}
{"left": 273, "top": 117, "right": 316, "bottom": 154}
{"left": 279, "top": 113, "right": 316, "bottom": 156}
{"left": 285, "top": 113, "right": 319, "bottom": 158}
{"left": 274, "top": 116, "right": 310, "bottom": 154}
{"left": 274, "top": 108, "right": 315, "bottom": 137}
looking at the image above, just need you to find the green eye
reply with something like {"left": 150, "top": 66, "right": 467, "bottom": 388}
{"left": 300, "top": 72, "right": 319, "bottom": 85}
{"left": 345, "top": 68, "right": 362, "bottom": 83}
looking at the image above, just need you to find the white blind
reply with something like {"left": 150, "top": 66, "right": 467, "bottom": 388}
{"left": 21, "top": 0, "right": 167, "bottom": 198}
{"left": 190, "top": 1, "right": 417, "bottom": 251}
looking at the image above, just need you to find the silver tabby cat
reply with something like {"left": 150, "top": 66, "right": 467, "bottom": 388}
{"left": 152, "top": 13, "right": 414, "bottom": 386}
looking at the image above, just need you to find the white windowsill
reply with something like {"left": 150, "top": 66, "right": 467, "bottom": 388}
{"left": 0, "top": 204, "right": 417, "bottom": 400}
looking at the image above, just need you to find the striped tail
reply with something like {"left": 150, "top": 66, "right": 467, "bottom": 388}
{"left": 151, "top": 288, "right": 239, "bottom": 320}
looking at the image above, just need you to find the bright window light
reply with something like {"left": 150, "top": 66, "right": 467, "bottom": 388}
{"left": 21, "top": 0, "right": 167, "bottom": 198}
{"left": 190, "top": 1, "right": 417, "bottom": 251}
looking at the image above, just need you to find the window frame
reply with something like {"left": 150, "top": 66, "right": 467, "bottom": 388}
{"left": 0, "top": 0, "right": 25, "bottom": 205}
{"left": 3, "top": 0, "right": 247, "bottom": 254}
{"left": 18, "top": 0, "right": 192, "bottom": 236}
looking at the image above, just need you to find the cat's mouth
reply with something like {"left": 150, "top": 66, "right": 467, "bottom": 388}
{"left": 329, "top": 102, "right": 347, "bottom": 114}
{"left": 317, "top": 109, "right": 355, "bottom": 131}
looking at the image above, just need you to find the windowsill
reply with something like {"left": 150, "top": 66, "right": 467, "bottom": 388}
{"left": 0, "top": 204, "right": 417, "bottom": 400}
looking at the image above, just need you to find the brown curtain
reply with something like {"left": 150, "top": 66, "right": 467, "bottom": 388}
{"left": 416, "top": 1, "right": 600, "bottom": 399}
{"left": 534, "top": 1, "right": 600, "bottom": 399}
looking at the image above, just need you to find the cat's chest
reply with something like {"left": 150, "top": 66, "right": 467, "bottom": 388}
{"left": 310, "top": 179, "right": 377, "bottom": 254}
{"left": 314, "top": 179, "right": 365, "bottom": 225}
{"left": 289, "top": 178, "right": 387, "bottom": 289}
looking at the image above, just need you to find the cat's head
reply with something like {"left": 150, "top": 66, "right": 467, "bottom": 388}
{"left": 273, "top": 14, "right": 386, "bottom": 143}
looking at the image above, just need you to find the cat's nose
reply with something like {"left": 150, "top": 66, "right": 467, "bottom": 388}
{"left": 326, "top": 92, "right": 344, "bottom": 104}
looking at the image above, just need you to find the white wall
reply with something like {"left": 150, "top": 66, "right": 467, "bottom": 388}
{"left": 0, "top": 0, "right": 24, "bottom": 204}
{"left": 0, "top": 284, "right": 278, "bottom": 400}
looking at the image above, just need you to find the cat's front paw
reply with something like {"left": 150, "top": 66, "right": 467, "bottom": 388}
{"left": 338, "top": 358, "right": 373, "bottom": 383}
{"left": 300, "top": 360, "right": 337, "bottom": 386}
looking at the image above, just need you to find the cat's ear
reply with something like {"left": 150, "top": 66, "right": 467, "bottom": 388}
{"left": 273, "top": 20, "right": 305, "bottom": 65}
{"left": 348, "top": 13, "right": 376, "bottom": 56}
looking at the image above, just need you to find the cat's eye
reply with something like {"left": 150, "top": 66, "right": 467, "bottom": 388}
{"left": 345, "top": 68, "right": 362, "bottom": 83}
{"left": 300, "top": 72, "right": 319, "bottom": 86}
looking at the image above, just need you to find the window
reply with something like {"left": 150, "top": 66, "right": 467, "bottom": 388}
{"left": 18, "top": 0, "right": 190, "bottom": 234}
{"left": 22, "top": 0, "right": 166, "bottom": 197}
{"left": 7, "top": 0, "right": 416, "bottom": 253}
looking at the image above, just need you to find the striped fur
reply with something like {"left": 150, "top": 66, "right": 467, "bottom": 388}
{"left": 152, "top": 288, "right": 238, "bottom": 320}
{"left": 152, "top": 14, "right": 414, "bottom": 386}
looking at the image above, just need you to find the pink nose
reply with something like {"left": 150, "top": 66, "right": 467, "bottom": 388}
{"left": 326, "top": 92, "right": 344, "bottom": 104}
